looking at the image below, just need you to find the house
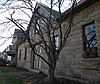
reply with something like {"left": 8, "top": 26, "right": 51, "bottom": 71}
{"left": 2, "top": 49, "right": 9, "bottom": 63}
{"left": 4, "top": 45, "right": 16, "bottom": 66}
{"left": 12, "top": 29, "right": 26, "bottom": 50}
{"left": 6, "top": 29, "right": 26, "bottom": 66}
{"left": 55, "top": 0, "right": 100, "bottom": 82}
{"left": 17, "top": 0, "right": 100, "bottom": 83}
{"left": 2, "top": 29, "right": 26, "bottom": 66}
{"left": 17, "top": 2, "right": 59, "bottom": 71}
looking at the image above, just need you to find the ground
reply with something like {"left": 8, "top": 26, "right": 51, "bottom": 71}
{"left": 0, "top": 66, "right": 94, "bottom": 84}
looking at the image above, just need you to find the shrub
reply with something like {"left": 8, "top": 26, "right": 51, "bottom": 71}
{"left": 0, "top": 58, "right": 6, "bottom": 66}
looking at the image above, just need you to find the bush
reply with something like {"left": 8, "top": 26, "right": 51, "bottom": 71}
{"left": 0, "top": 58, "right": 6, "bottom": 66}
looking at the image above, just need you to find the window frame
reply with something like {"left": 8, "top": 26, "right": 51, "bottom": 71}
{"left": 82, "top": 21, "right": 98, "bottom": 58}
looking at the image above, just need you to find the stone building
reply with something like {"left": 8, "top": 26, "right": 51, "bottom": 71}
{"left": 17, "top": 0, "right": 100, "bottom": 83}
{"left": 11, "top": 29, "right": 26, "bottom": 66}
{"left": 17, "top": 2, "right": 59, "bottom": 71}
{"left": 55, "top": 0, "right": 100, "bottom": 83}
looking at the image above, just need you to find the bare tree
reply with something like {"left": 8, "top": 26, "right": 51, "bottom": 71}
{"left": 1, "top": 0, "right": 77, "bottom": 82}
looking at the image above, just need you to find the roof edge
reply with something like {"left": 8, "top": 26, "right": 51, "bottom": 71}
{"left": 61, "top": 0, "right": 97, "bottom": 20}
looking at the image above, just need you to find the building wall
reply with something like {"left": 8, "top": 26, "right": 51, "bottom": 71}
{"left": 17, "top": 40, "right": 48, "bottom": 72}
{"left": 17, "top": 0, "right": 100, "bottom": 82}
{"left": 17, "top": 41, "right": 32, "bottom": 69}
{"left": 55, "top": 0, "right": 100, "bottom": 82}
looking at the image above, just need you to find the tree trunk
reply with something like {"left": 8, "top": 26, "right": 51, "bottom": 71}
{"left": 48, "top": 59, "right": 56, "bottom": 83}
{"left": 48, "top": 66, "right": 55, "bottom": 81}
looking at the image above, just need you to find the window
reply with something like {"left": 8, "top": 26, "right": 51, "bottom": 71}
{"left": 34, "top": 19, "right": 40, "bottom": 35}
{"left": 83, "top": 22, "right": 98, "bottom": 58}
{"left": 54, "top": 35, "right": 59, "bottom": 49}
{"left": 34, "top": 45, "right": 42, "bottom": 69}
{"left": 29, "top": 30, "right": 32, "bottom": 38}
{"left": 24, "top": 47, "right": 27, "bottom": 60}
{"left": 19, "top": 49, "right": 21, "bottom": 60}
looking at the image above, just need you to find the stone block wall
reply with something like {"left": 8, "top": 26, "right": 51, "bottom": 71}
{"left": 17, "top": 41, "right": 32, "bottom": 69}
{"left": 16, "top": 0, "right": 100, "bottom": 82}
{"left": 55, "top": 0, "right": 100, "bottom": 82}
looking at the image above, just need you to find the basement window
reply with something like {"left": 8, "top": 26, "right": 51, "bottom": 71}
{"left": 83, "top": 22, "right": 98, "bottom": 58}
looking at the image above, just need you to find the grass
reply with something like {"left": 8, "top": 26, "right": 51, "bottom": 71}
{"left": 0, "top": 67, "right": 24, "bottom": 84}
{"left": 0, "top": 66, "right": 10, "bottom": 73}
{"left": 0, "top": 74, "right": 24, "bottom": 84}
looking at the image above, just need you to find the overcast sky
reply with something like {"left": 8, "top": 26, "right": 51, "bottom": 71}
{"left": 0, "top": 0, "right": 72, "bottom": 52}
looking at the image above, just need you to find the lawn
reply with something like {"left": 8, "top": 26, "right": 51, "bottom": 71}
{"left": 0, "top": 74, "right": 24, "bottom": 84}
{"left": 0, "top": 67, "right": 24, "bottom": 84}
{"left": 0, "top": 66, "right": 87, "bottom": 84}
{"left": 0, "top": 67, "right": 10, "bottom": 73}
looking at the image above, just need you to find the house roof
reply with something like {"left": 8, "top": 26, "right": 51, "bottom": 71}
{"left": 27, "top": 2, "right": 60, "bottom": 30}
{"left": 13, "top": 29, "right": 22, "bottom": 36}
{"left": 38, "top": 3, "right": 59, "bottom": 19}
{"left": 35, "top": 2, "right": 60, "bottom": 19}
{"left": 61, "top": 0, "right": 97, "bottom": 19}
{"left": 13, "top": 29, "right": 26, "bottom": 38}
